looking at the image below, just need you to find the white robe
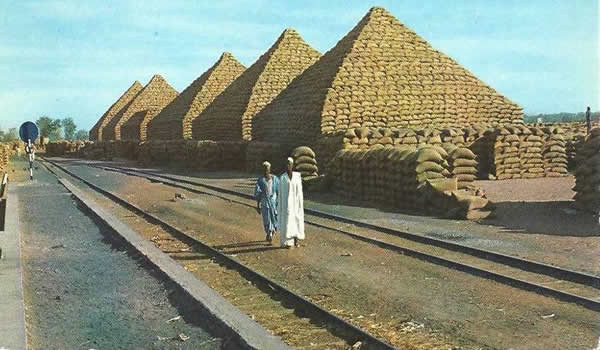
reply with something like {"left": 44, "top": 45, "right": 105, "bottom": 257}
{"left": 277, "top": 171, "right": 305, "bottom": 246}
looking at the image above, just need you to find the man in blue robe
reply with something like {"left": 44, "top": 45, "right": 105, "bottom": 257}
{"left": 254, "top": 161, "right": 279, "bottom": 243}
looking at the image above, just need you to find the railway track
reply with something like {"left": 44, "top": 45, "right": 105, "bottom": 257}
{"left": 41, "top": 158, "right": 398, "bottom": 350}
{"left": 53, "top": 158, "right": 600, "bottom": 313}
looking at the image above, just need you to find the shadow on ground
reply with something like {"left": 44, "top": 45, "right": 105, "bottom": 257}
{"left": 482, "top": 200, "right": 600, "bottom": 237}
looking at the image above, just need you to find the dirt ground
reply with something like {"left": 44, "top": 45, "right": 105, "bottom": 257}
{"left": 58, "top": 161, "right": 600, "bottom": 350}
{"left": 79, "top": 158, "right": 600, "bottom": 276}
{"left": 11, "top": 159, "right": 223, "bottom": 350}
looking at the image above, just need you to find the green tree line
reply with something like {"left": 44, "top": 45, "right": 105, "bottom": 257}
{"left": 524, "top": 111, "right": 600, "bottom": 123}
{"left": 0, "top": 116, "right": 88, "bottom": 142}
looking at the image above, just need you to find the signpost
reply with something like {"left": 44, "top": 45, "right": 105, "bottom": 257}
{"left": 19, "top": 121, "right": 39, "bottom": 180}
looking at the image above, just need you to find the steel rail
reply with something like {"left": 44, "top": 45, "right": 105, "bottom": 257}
{"left": 70, "top": 161, "right": 600, "bottom": 312}
{"left": 41, "top": 158, "right": 398, "bottom": 350}
{"left": 91, "top": 162, "right": 600, "bottom": 290}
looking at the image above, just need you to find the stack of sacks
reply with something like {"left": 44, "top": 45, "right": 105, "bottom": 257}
{"left": 147, "top": 52, "right": 246, "bottom": 140}
{"left": 82, "top": 142, "right": 99, "bottom": 159}
{"left": 469, "top": 124, "right": 568, "bottom": 180}
{"left": 416, "top": 129, "right": 443, "bottom": 147}
{"left": 567, "top": 133, "right": 587, "bottom": 170}
{"left": 462, "top": 124, "right": 491, "bottom": 145}
{"left": 102, "top": 141, "right": 118, "bottom": 160}
{"left": 329, "top": 146, "right": 491, "bottom": 219}
{"left": 468, "top": 129, "right": 496, "bottom": 178}
{"left": 9, "top": 141, "right": 25, "bottom": 156}
{"left": 136, "top": 142, "right": 153, "bottom": 164}
{"left": 446, "top": 146, "right": 478, "bottom": 189}
{"left": 107, "top": 75, "right": 178, "bottom": 141}
{"left": 245, "top": 142, "right": 285, "bottom": 174}
{"left": 193, "top": 29, "right": 321, "bottom": 141}
{"left": 542, "top": 127, "right": 568, "bottom": 177}
{"left": 82, "top": 142, "right": 108, "bottom": 160}
{"left": 517, "top": 128, "right": 544, "bottom": 179}
{"left": 253, "top": 7, "right": 523, "bottom": 148}
{"left": 217, "top": 142, "right": 248, "bottom": 170}
{"left": 495, "top": 127, "right": 525, "bottom": 179}
{"left": 0, "top": 143, "right": 9, "bottom": 173}
{"left": 339, "top": 127, "right": 467, "bottom": 150}
{"left": 440, "top": 128, "right": 466, "bottom": 147}
{"left": 573, "top": 128, "right": 600, "bottom": 212}
{"left": 90, "top": 81, "right": 143, "bottom": 141}
{"left": 45, "top": 141, "right": 63, "bottom": 156}
{"left": 313, "top": 133, "right": 345, "bottom": 175}
{"left": 291, "top": 146, "right": 318, "bottom": 178}
{"left": 193, "top": 141, "right": 222, "bottom": 169}
{"left": 114, "top": 140, "right": 140, "bottom": 159}
{"left": 148, "top": 141, "right": 169, "bottom": 163}
{"left": 162, "top": 140, "right": 189, "bottom": 163}
{"left": 46, "top": 141, "right": 88, "bottom": 157}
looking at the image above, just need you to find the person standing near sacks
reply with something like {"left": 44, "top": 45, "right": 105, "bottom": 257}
{"left": 278, "top": 157, "right": 305, "bottom": 248}
{"left": 585, "top": 106, "right": 592, "bottom": 135}
{"left": 254, "top": 161, "right": 279, "bottom": 243}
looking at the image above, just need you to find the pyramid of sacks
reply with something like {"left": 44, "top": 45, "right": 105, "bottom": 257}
{"left": 253, "top": 6, "right": 523, "bottom": 146}
{"left": 106, "top": 74, "right": 178, "bottom": 141}
{"left": 147, "top": 53, "right": 246, "bottom": 140}
{"left": 90, "top": 81, "right": 143, "bottom": 141}
{"left": 192, "top": 29, "right": 321, "bottom": 141}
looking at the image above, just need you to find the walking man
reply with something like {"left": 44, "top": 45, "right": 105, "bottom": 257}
{"left": 254, "top": 161, "right": 279, "bottom": 243}
{"left": 585, "top": 106, "right": 592, "bottom": 135}
{"left": 278, "top": 157, "right": 305, "bottom": 248}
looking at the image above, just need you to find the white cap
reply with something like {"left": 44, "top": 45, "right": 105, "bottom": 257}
{"left": 262, "top": 161, "right": 271, "bottom": 168}
{"left": 287, "top": 157, "right": 294, "bottom": 165}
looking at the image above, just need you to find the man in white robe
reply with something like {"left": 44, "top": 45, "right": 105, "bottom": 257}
{"left": 277, "top": 157, "right": 305, "bottom": 248}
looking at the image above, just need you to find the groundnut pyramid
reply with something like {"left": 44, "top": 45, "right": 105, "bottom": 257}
{"left": 104, "top": 74, "right": 178, "bottom": 141}
{"left": 89, "top": 81, "right": 143, "bottom": 141}
{"left": 147, "top": 53, "right": 246, "bottom": 140}
{"left": 192, "top": 28, "right": 321, "bottom": 141}
{"left": 253, "top": 6, "right": 523, "bottom": 147}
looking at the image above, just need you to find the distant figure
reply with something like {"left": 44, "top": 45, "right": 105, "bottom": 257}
{"left": 254, "top": 161, "right": 279, "bottom": 243}
{"left": 25, "top": 143, "right": 35, "bottom": 162}
{"left": 585, "top": 106, "right": 592, "bottom": 135}
{"left": 278, "top": 157, "right": 305, "bottom": 248}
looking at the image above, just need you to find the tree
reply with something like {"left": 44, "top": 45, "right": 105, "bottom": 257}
{"left": 62, "top": 117, "right": 77, "bottom": 140}
{"left": 75, "top": 130, "right": 89, "bottom": 141}
{"left": 36, "top": 116, "right": 62, "bottom": 141}
{"left": 4, "top": 128, "right": 18, "bottom": 142}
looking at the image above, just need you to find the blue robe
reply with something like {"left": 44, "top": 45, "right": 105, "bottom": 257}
{"left": 254, "top": 175, "right": 279, "bottom": 235}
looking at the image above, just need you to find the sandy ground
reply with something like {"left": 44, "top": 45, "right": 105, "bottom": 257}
{"left": 71, "top": 158, "right": 600, "bottom": 276}
{"left": 11, "top": 159, "right": 223, "bottom": 349}
{"left": 56, "top": 160, "right": 600, "bottom": 350}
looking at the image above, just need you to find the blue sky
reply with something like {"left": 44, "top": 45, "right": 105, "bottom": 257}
{"left": 0, "top": 0, "right": 598, "bottom": 131}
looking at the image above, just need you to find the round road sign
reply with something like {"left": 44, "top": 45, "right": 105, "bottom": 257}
{"left": 19, "top": 121, "right": 39, "bottom": 142}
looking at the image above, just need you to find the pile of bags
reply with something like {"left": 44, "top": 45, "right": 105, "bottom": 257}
{"left": 542, "top": 131, "right": 568, "bottom": 177}
{"left": 147, "top": 52, "right": 247, "bottom": 141}
{"left": 193, "top": 29, "right": 321, "bottom": 142}
{"left": 328, "top": 145, "right": 491, "bottom": 219}
{"left": 313, "top": 134, "right": 345, "bottom": 175}
{"left": 573, "top": 128, "right": 600, "bottom": 212}
{"left": 45, "top": 141, "right": 87, "bottom": 157}
{"left": 252, "top": 7, "right": 523, "bottom": 149}
{"left": 245, "top": 142, "right": 286, "bottom": 174}
{"left": 90, "top": 81, "right": 143, "bottom": 141}
{"left": 104, "top": 74, "right": 178, "bottom": 141}
{"left": 469, "top": 124, "right": 568, "bottom": 179}
{"left": 0, "top": 143, "right": 10, "bottom": 173}
{"left": 82, "top": 142, "right": 105, "bottom": 160}
{"left": 291, "top": 146, "right": 318, "bottom": 177}
{"left": 136, "top": 140, "right": 247, "bottom": 170}
{"left": 566, "top": 133, "right": 587, "bottom": 170}
{"left": 445, "top": 145, "right": 478, "bottom": 189}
